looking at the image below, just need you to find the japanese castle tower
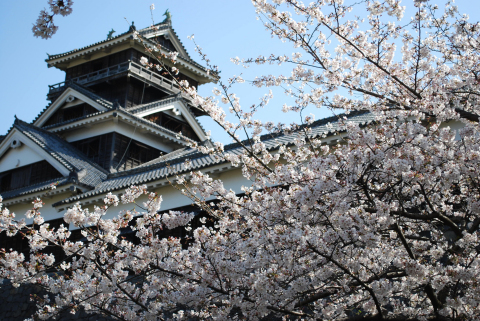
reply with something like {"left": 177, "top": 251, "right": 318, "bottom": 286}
{"left": 0, "top": 19, "right": 221, "bottom": 253}
{"left": 0, "top": 18, "right": 374, "bottom": 261}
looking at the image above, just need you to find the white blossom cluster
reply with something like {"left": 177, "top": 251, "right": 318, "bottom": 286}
{"left": 6, "top": 0, "right": 480, "bottom": 320}
{"left": 32, "top": 0, "right": 74, "bottom": 39}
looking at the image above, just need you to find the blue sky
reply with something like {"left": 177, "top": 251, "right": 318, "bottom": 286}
{"left": 0, "top": 1, "right": 478, "bottom": 144}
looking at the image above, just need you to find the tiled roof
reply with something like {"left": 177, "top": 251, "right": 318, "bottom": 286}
{"left": 3, "top": 119, "right": 109, "bottom": 200}
{"left": 47, "top": 29, "right": 133, "bottom": 61}
{"left": 128, "top": 95, "right": 181, "bottom": 114}
{"left": 0, "top": 177, "right": 71, "bottom": 200}
{"left": 35, "top": 85, "right": 199, "bottom": 145}
{"left": 46, "top": 22, "right": 208, "bottom": 74}
{"left": 116, "top": 108, "right": 198, "bottom": 145}
{"left": 53, "top": 110, "right": 375, "bottom": 206}
{"left": 42, "top": 106, "right": 197, "bottom": 147}
{"left": 134, "top": 146, "right": 196, "bottom": 168}
{"left": 68, "top": 82, "right": 114, "bottom": 108}
{"left": 47, "top": 21, "right": 172, "bottom": 60}
{"left": 41, "top": 109, "right": 111, "bottom": 130}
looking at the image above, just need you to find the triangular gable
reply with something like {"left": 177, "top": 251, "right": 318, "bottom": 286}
{"left": 34, "top": 87, "right": 111, "bottom": 128}
{"left": 0, "top": 129, "right": 71, "bottom": 177}
{"left": 141, "top": 26, "right": 190, "bottom": 60}
{"left": 0, "top": 119, "right": 108, "bottom": 195}
{"left": 130, "top": 99, "right": 207, "bottom": 141}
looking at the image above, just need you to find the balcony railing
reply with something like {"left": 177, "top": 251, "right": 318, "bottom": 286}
{"left": 129, "top": 61, "right": 180, "bottom": 91}
{"left": 48, "top": 61, "right": 181, "bottom": 96}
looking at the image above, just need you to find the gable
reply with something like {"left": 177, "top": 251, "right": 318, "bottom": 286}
{"left": 133, "top": 100, "right": 207, "bottom": 141}
{"left": 0, "top": 132, "right": 68, "bottom": 194}
{"left": 151, "top": 35, "right": 177, "bottom": 52}
{"left": 43, "top": 102, "right": 99, "bottom": 127}
{"left": 69, "top": 132, "right": 166, "bottom": 172}
{"left": 145, "top": 111, "right": 200, "bottom": 142}
{"left": 143, "top": 27, "right": 190, "bottom": 60}
{"left": 34, "top": 87, "right": 110, "bottom": 128}
{"left": 0, "top": 143, "right": 44, "bottom": 172}
{"left": 0, "top": 130, "right": 71, "bottom": 178}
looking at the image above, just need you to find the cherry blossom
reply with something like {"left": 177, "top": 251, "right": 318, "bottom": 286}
{"left": 33, "top": 0, "right": 74, "bottom": 39}
{"left": 11, "top": 0, "right": 480, "bottom": 320}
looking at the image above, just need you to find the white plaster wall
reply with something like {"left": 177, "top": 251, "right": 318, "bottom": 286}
{"left": 0, "top": 145, "right": 44, "bottom": 172}
{"left": 440, "top": 120, "right": 464, "bottom": 140}
{"left": 5, "top": 192, "right": 74, "bottom": 225}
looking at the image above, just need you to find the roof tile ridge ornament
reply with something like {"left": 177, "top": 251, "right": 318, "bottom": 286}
{"left": 113, "top": 100, "right": 121, "bottom": 110}
{"left": 107, "top": 28, "right": 116, "bottom": 40}
{"left": 128, "top": 21, "right": 136, "bottom": 33}
{"left": 162, "top": 9, "right": 172, "bottom": 24}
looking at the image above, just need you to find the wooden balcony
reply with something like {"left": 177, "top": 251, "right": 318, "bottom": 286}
{"left": 128, "top": 61, "right": 180, "bottom": 93}
{"left": 48, "top": 61, "right": 183, "bottom": 97}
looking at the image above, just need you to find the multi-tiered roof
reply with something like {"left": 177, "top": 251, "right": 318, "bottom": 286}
{"left": 0, "top": 19, "right": 217, "bottom": 205}
{"left": 0, "top": 19, "right": 375, "bottom": 210}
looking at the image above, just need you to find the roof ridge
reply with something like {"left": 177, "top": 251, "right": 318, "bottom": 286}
{"left": 41, "top": 109, "right": 110, "bottom": 130}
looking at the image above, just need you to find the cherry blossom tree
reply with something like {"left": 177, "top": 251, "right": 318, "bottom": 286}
{"left": 33, "top": 0, "right": 74, "bottom": 39}
{"left": 10, "top": 0, "right": 480, "bottom": 320}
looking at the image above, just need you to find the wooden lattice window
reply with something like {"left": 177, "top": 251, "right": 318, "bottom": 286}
{"left": 145, "top": 112, "right": 199, "bottom": 141}
{"left": 0, "top": 160, "right": 62, "bottom": 193}
{"left": 71, "top": 133, "right": 164, "bottom": 171}
{"left": 70, "top": 133, "right": 113, "bottom": 171}
{"left": 113, "top": 133, "right": 162, "bottom": 171}
{"left": 43, "top": 103, "right": 98, "bottom": 127}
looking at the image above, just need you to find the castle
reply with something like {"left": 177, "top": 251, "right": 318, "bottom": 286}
{"left": 0, "top": 17, "right": 377, "bottom": 321}
{"left": 0, "top": 19, "right": 373, "bottom": 257}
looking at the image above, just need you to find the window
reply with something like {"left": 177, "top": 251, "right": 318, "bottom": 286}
{"left": 71, "top": 133, "right": 164, "bottom": 171}
{"left": 113, "top": 133, "right": 163, "bottom": 171}
{"left": 43, "top": 103, "right": 98, "bottom": 127}
{"left": 145, "top": 112, "right": 199, "bottom": 141}
{"left": 0, "top": 160, "right": 63, "bottom": 193}
{"left": 71, "top": 133, "right": 113, "bottom": 170}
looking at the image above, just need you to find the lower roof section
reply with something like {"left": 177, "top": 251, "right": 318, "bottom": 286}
{"left": 52, "top": 111, "right": 374, "bottom": 207}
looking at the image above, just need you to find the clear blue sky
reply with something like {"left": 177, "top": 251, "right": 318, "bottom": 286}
{"left": 0, "top": 1, "right": 479, "bottom": 144}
